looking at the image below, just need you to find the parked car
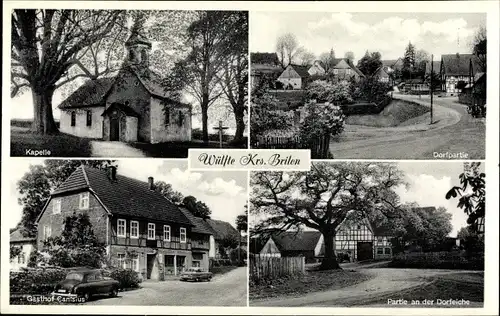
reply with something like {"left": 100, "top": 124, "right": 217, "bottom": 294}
{"left": 179, "top": 267, "right": 213, "bottom": 282}
{"left": 52, "top": 268, "right": 120, "bottom": 302}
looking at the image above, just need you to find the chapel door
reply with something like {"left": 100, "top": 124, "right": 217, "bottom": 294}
{"left": 110, "top": 118, "right": 119, "bottom": 141}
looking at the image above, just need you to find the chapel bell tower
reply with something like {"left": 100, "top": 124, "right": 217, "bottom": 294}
{"left": 125, "top": 13, "right": 152, "bottom": 68}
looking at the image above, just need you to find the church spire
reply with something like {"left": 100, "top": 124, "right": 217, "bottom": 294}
{"left": 125, "top": 12, "right": 152, "bottom": 68}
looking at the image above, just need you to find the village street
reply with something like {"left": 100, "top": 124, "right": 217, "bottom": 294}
{"left": 85, "top": 267, "right": 247, "bottom": 306}
{"left": 252, "top": 266, "right": 484, "bottom": 307}
{"left": 331, "top": 94, "right": 486, "bottom": 159}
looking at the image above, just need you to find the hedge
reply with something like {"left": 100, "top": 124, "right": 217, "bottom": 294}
{"left": 10, "top": 268, "right": 67, "bottom": 294}
{"left": 105, "top": 268, "right": 141, "bottom": 290}
{"left": 389, "top": 251, "right": 484, "bottom": 270}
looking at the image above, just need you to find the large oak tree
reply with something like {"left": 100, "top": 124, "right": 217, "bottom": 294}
{"left": 251, "top": 162, "right": 405, "bottom": 270}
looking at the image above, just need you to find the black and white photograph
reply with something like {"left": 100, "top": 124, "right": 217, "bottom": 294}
{"left": 10, "top": 9, "right": 248, "bottom": 158}
{"left": 249, "top": 161, "right": 485, "bottom": 307}
{"left": 250, "top": 12, "right": 486, "bottom": 159}
{"left": 7, "top": 159, "right": 248, "bottom": 306}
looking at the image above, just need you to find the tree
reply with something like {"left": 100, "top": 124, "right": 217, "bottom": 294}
{"left": 235, "top": 204, "right": 248, "bottom": 264}
{"left": 415, "top": 49, "right": 430, "bottom": 76}
{"left": 319, "top": 49, "right": 337, "bottom": 72}
{"left": 10, "top": 246, "right": 22, "bottom": 260}
{"left": 356, "top": 51, "right": 382, "bottom": 76}
{"left": 216, "top": 12, "right": 248, "bottom": 143}
{"left": 344, "top": 51, "right": 355, "bottom": 63}
{"left": 402, "top": 42, "right": 416, "bottom": 79}
{"left": 296, "top": 48, "right": 316, "bottom": 66}
{"left": 182, "top": 196, "right": 211, "bottom": 219}
{"left": 250, "top": 93, "right": 294, "bottom": 145}
{"left": 43, "top": 213, "right": 106, "bottom": 268}
{"left": 446, "top": 162, "right": 485, "bottom": 233}
{"left": 351, "top": 77, "right": 391, "bottom": 103}
{"left": 17, "top": 160, "right": 116, "bottom": 237}
{"left": 251, "top": 162, "right": 405, "bottom": 270}
{"left": 275, "top": 33, "right": 300, "bottom": 68}
{"left": 471, "top": 25, "right": 486, "bottom": 72}
{"left": 154, "top": 181, "right": 184, "bottom": 204}
{"left": 219, "top": 234, "right": 239, "bottom": 258}
{"left": 11, "top": 9, "right": 124, "bottom": 134}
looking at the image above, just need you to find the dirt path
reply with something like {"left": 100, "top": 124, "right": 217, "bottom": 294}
{"left": 331, "top": 95, "right": 485, "bottom": 159}
{"left": 90, "top": 141, "right": 148, "bottom": 158}
{"left": 252, "top": 268, "right": 481, "bottom": 307}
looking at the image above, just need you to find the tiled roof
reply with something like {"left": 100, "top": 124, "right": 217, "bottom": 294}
{"left": 10, "top": 229, "right": 36, "bottom": 243}
{"left": 441, "top": 54, "right": 480, "bottom": 76}
{"left": 288, "top": 64, "right": 310, "bottom": 78}
{"left": 206, "top": 219, "right": 240, "bottom": 241}
{"left": 58, "top": 77, "right": 115, "bottom": 109}
{"left": 51, "top": 166, "right": 192, "bottom": 226}
{"left": 271, "top": 231, "right": 322, "bottom": 252}
{"left": 179, "top": 207, "right": 215, "bottom": 235}
{"left": 250, "top": 52, "right": 280, "bottom": 65}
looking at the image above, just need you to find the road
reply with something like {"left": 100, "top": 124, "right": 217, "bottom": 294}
{"left": 86, "top": 267, "right": 247, "bottom": 306}
{"left": 331, "top": 95, "right": 485, "bottom": 159}
{"left": 90, "top": 141, "right": 148, "bottom": 157}
{"left": 252, "top": 267, "right": 483, "bottom": 307}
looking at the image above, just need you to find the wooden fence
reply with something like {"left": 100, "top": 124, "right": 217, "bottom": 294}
{"left": 250, "top": 255, "right": 305, "bottom": 282}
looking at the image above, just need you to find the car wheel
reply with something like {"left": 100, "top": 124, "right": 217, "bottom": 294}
{"left": 110, "top": 288, "right": 118, "bottom": 298}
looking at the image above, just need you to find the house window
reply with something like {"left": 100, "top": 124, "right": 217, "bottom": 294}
{"left": 377, "top": 236, "right": 383, "bottom": 243}
{"left": 131, "top": 257, "right": 139, "bottom": 272}
{"left": 147, "top": 223, "right": 156, "bottom": 240}
{"left": 384, "top": 248, "right": 391, "bottom": 255}
{"left": 377, "top": 247, "right": 384, "bottom": 255}
{"left": 70, "top": 111, "right": 76, "bottom": 126}
{"left": 346, "top": 69, "right": 351, "bottom": 75}
{"left": 79, "top": 192, "right": 89, "bottom": 209}
{"left": 43, "top": 225, "right": 52, "bottom": 240}
{"left": 165, "top": 108, "right": 170, "bottom": 126}
{"left": 86, "top": 110, "right": 92, "bottom": 127}
{"left": 164, "top": 225, "right": 171, "bottom": 241}
{"left": 333, "top": 69, "right": 339, "bottom": 75}
{"left": 130, "top": 221, "right": 139, "bottom": 239}
{"left": 117, "top": 253, "right": 126, "bottom": 269}
{"left": 180, "top": 227, "right": 187, "bottom": 243}
{"left": 178, "top": 111, "right": 184, "bottom": 127}
{"left": 53, "top": 199, "right": 61, "bottom": 214}
{"left": 117, "top": 219, "right": 126, "bottom": 237}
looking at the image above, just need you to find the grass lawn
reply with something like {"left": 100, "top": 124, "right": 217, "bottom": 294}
{"left": 250, "top": 269, "right": 372, "bottom": 300}
{"left": 345, "top": 99, "right": 429, "bottom": 127}
{"left": 11, "top": 128, "right": 92, "bottom": 157}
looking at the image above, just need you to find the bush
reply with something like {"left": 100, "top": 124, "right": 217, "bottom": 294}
{"left": 108, "top": 268, "right": 141, "bottom": 290}
{"left": 10, "top": 268, "right": 67, "bottom": 294}
{"left": 389, "top": 251, "right": 484, "bottom": 270}
{"left": 229, "top": 248, "right": 247, "bottom": 265}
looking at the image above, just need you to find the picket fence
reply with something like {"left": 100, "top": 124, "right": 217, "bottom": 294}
{"left": 250, "top": 255, "right": 305, "bottom": 282}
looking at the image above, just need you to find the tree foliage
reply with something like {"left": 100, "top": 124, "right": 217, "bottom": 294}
{"left": 357, "top": 51, "right": 382, "bottom": 76}
{"left": 251, "top": 162, "right": 405, "bottom": 270}
{"left": 402, "top": 42, "right": 416, "bottom": 79}
{"left": 154, "top": 181, "right": 184, "bottom": 204}
{"left": 471, "top": 25, "right": 487, "bottom": 72}
{"left": 319, "top": 49, "right": 337, "bottom": 72}
{"left": 42, "top": 213, "right": 106, "bottom": 268}
{"left": 10, "top": 246, "right": 22, "bottom": 260}
{"left": 17, "top": 160, "right": 115, "bottom": 238}
{"left": 446, "top": 162, "right": 485, "bottom": 233}
{"left": 351, "top": 77, "right": 391, "bottom": 103}
{"left": 236, "top": 204, "right": 248, "bottom": 232}
{"left": 344, "top": 51, "right": 355, "bottom": 63}
{"left": 250, "top": 93, "right": 294, "bottom": 143}
{"left": 182, "top": 196, "right": 211, "bottom": 219}
{"left": 306, "top": 80, "right": 353, "bottom": 104}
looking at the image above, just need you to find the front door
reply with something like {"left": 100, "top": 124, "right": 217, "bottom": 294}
{"left": 357, "top": 242, "right": 373, "bottom": 261}
{"left": 110, "top": 118, "right": 119, "bottom": 141}
{"left": 146, "top": 254, "right": 156, "bottom": 279}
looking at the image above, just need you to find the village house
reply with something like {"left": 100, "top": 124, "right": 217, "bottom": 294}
{"left": 250, "top": 52, "right": 283, "bottom": 89}
{"left": 381, "top": 58, "right": 404, "bottom": 73}
{"left": 58, "top": 19, "right": 192, "bottom": 144}
{"left": 251, "top": 212, "right": 394, "bottom": 262}
{"left": 9, "top": 229, "right": 36, "bottom": 271}
{"left": 439, "top": 53, "right": 481, "bottom": 96}
{"left": 206, "top": 218, "right": 243, "bottom": 259}
{"left": 277, "top": 64, "right": 311, "bottom": 90}
{"left": 328, "top": 58, "right": 365, "bottom": 82}
{"left": 307, "top": 60, "right": 326, "bottom": 76}
{"left": 373, "top": 66, "right": 391, "bottom": 83}
{"left": 34, "top": 165, "right": 216, "bottom": 281}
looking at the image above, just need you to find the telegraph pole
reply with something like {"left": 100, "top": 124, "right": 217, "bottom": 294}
{"left": 430, "top": 54, "right": 434, "bottom": 124}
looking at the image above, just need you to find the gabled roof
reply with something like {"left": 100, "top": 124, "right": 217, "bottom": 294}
{"left": 10, "top": 229, "right": 36, "bottom": 243}
{"left": 206, "top": 218, "right": 240, "bottom": 241}
{"left": 250, "top": 52, "right": 280, "bottom": 65}
{"left": 101, "top": 102, "right": 140, "bottom": 117}
{"left": 330, "top": 58, "right": 365, "bottom": 77}
{"left": 441, "top": 54, "right": 480, "bottom": 76}
{"left": 179, "top": 207, "right": 215, "bottom": 235}
{"left": 381, "top": 59, "right": 401, "bottom": 68}
{"left": 287, "top": 64, "right": 310, "bottom": 78}
{"left": 271, "top": 231, "right": 322, "bottom": 252}
{"left": 49, "top": 166, "right": 192, "bottom": 226}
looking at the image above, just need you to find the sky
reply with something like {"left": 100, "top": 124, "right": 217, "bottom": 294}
{"left": 4, "top": 159, "right": 248, "bottom": 231}
{"left": 250, "top": 12, "right": 486, "bottom": 64}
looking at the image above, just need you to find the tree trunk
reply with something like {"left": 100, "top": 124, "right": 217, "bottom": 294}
{"left": 201, "top": 97, "right": 209, "bottom": 144}
{"left": 320, "top": 231, "right": 341, "bottom": 270}
{"left": 233, "top": 107, "right": 245, "bottom": 144}
{"left": 32, "top": 87, "right": 59, "bottom": 135}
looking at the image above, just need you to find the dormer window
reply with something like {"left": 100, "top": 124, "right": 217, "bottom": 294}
{"left": 79, "top": 192, "right": 89, "bottom": 209}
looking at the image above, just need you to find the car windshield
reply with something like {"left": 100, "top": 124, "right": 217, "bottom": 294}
{"left": 65, "top": 273, "right": 84, "bottom": 281}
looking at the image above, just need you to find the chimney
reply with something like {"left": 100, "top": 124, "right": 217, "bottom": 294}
{"left": 107, "top": 165, "right": 117, "bottom": 181}
{"left": 148, "top": 176, "right": 154, "bottom": 190}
